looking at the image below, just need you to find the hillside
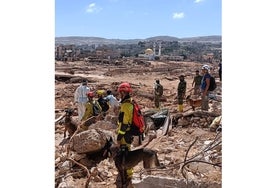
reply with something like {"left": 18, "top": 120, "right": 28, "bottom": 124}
{"left": 55, "top": 35, "right": 221, "bottom": 45}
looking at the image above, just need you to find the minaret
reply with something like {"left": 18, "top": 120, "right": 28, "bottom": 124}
{"left": 153, "top": 42, "right": 156, "bottom": 56}
{"left": 158, "top": 41, "right": 161, "bottom": 56}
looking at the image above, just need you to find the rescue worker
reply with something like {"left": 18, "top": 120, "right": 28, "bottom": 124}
{"left": 74, "top": 79, "right": 90, "bottom": 121}
{"left": 116, "top": 82, "right": 134, "bottom": 187}
{"left": 153, "top": 79, "right": 163, "bottom": 109}
{"left": 192, "top": 70, "right": 203, "bottom": 95}
{"left": 81, "top": 91, "right": 102, "bottom": 130}
{"left": 97, "top": 90, "right": 110, "bottom": 114}
{"left": 177, "top": 75, "right": 187, "bottom": 112}
{"left": 104, "top": 90, "right": 120, "bottom": 115}
{"left": 201, "top": 64, "right": 211, "bottom": 111}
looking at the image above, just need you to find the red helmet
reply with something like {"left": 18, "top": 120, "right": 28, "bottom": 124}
{"left": 117, "top": 82, "right": 132, "bottom": 93}
{"left": 87, "top": 91, "right": 94, "bottom": 98}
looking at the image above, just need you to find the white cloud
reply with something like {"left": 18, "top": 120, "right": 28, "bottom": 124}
{"left": 86, "top": 3, "right": 102, "bottom": 13}
{"left": 194, "top": 0, "right": 204, "bottom": 3}
{"left": 173, "top": 12, "right": 184, "bottom": 19}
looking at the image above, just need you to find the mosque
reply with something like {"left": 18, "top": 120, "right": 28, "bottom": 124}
{"left": 139, "top": 41, "right": 162, "bottom": 60}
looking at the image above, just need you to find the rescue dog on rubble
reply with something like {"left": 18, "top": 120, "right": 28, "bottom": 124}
{"left": 186, "top": 95, "right": 202, "bottom": 111}
{"left": 59, "top": 108, "right": 78, "bottom": 138}
{"left": 103, "top": 137, "right": 164, "bottom": 187}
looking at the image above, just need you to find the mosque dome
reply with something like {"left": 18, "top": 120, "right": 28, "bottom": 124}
{"left": 145, "top": 48, "right": 154, "bottom": 55}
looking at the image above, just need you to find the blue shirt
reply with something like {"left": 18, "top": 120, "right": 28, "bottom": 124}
{"left": 104, "top": 94, "right": 120, "bottom": 108}
{"left": 201, "top": 73, "right": 211, "bottom": 91}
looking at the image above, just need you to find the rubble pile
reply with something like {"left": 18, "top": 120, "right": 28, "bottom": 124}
{"left": 55, "top": 59, "right": 222, "bottom": 188}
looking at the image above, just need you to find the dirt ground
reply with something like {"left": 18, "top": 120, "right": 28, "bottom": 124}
{"left": 55, "top": 59, "right": 222, "bottom": 188}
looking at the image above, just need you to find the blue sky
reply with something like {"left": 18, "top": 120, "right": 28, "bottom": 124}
{"left": 55, "top": 0, "right": 221, "bottom": 39}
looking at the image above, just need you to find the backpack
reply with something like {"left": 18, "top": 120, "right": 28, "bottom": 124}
{"left": 208, "top": 76, "right": 217, "bottom": 91}
{"left": 130, "top": 100, "right": 145, "bottom": 136}
{"left": 98, "top": 98, "right": 110, "bottom": 112}
{"left": 92, "top": 101, "right": 101, "bottom": 116}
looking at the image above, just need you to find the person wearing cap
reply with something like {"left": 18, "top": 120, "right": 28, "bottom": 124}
{"left": 201, "top": 64, "right": 211, "bottom": 111}
{"left": 74, "top": 79, "right": 90, "bottom": 121}
{"left": 177, "top": 75, "right": 187, "bottom": 112}
{"left": 192, "top": 70, "right": 203, "bottom": 95}
{"left": 96, "top": 90, "right": 110, "bottom": 114}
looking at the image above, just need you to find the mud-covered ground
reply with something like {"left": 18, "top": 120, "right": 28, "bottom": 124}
{"left": 55, "top": 59, "right": 222, "bottom": 188}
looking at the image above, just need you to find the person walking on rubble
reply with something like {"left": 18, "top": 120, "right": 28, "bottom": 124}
{"left": 177, "top": 75, "right": 187, "bottom": 112}
{"left": 74, "top": 79, "right": 90, "bottom": 121}
{"left": 201, "top": 64, "right": 211, "bottom": 111}
{"left": 80, "top": 91, "right": 102, "bottom": 130}
{"left": 115, "top": 82, "right": 135, "bottom": 187}
{"left": 153, "top": 79, "right": 163, "bottom": 109}
{"left": 192, "top": 70, "right": 203, "bottom": 95}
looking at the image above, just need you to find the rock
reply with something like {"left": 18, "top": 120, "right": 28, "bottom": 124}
{"left": 164, "top": 155, "right": 172, "bottom": 161}
{"left": 186, "top": 129, "right": 194, "bottom": 134}
{"left": 59, "top": 153, "right": 67, "bottom": 162}
{"left": 132, "top": 175, "right": 199, "bottom": 188}
{"left": 71, "top": 153, "right": 86, "bottom": 161}
{"left": 104, "top": 115, "right": 118, "bottom": 125}
{"left": 191, "top": 117, "right": 200, "bottom": 121}
{"left": 70, "top": 128, "right": 115, "bottom": 154}
{"left": 89, "top": 120, "right": 117, "bottom": 130}
{"left": 209, "top": 116, "right": 222, "bottom": 131}
{"left": 90, "top": 167, "right": 99, "bottom": 177}
{"left": 204, "top": 140, "right": 212, "bottom": 145}
{"left": 200, "top": 118, "right": 207, "bottom": 123}
{"left": 178, "top": 118, "right": 189, "bottom": 127}
{"left": 57, "top": 181, "right": 68, "bottom": 188}
{"left": 59, "top": 161, "right": 72, "bottom": 175}
{"left": 55, "top": 157, "right": 61, "bottom": 164}
{"left": 78, "top": 158, "right": 94, "bottom": 167}
{"left": 192, "top": 122, "right": 199, "bottom": 127}
{"left": 92, "top": 175, "right": 103, "bottom": 182}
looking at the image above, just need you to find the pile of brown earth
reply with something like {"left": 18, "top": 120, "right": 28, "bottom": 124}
{"left": 55, "top": 59, "right": 222, "bottom": 188}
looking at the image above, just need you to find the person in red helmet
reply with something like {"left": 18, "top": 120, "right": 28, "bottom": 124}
{"left": 115, "top": 82, "right": 134, "bottom": 187}
{"left": 81, "top": 91, "right": 102, "bottom": 130}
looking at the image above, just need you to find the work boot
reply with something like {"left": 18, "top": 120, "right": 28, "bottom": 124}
{"left": 178, "top": 105, "right": 183, "bottom": 112}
